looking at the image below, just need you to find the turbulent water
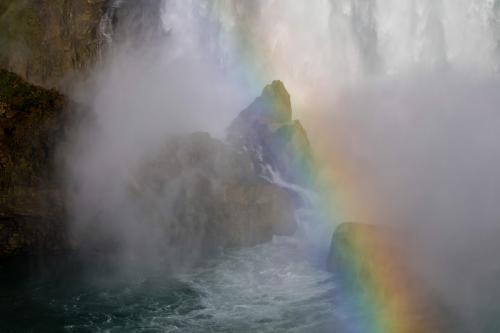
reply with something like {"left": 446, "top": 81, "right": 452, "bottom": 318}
{"left": 1, "top": 238, "right": 351, "bottom": 333}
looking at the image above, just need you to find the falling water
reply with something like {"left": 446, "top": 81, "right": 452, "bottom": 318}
{"left": 156, "top": 0, "right": 500, "bottom": 105}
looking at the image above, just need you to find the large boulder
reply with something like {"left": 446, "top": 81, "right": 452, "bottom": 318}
{"left": 327, "top": 222, "right": 403, "bottom": 277}
{"left": 130, "top": 131, "right": 297, "bottom": 266}
{"left": 129, "top": 81, "right": 312, "bottom": 264}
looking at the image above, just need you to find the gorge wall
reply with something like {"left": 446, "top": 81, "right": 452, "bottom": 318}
{"left": 0, "top": 0, "right": 109, "bottom": 89}
{"left": 0, "top": 69, "right": 69, "bottom": 259}
{"left": 0, "top": 0, "right": 167, "bottom": 90}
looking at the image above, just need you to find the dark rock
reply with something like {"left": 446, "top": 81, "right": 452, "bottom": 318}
{"left": 130, "top": 131, "right": 297, "bottom": 266}
{"left": 0, "top": 0, "right": 108, "bottom": 89}
{"left": 228, "top": 81, "right": 292, "bottom": 136}
{"left": 0, "top": 215, "right": 67, "bottom": 259}
{"left": 0, "top": 0, "right": 169, "bottom": 90}
{"left": 227, "top": 80, "right": 315, "bottom": 187}
{"left": 0, "top": 69, "right": 69, "bottom": 262}
{"left": 327, "top": 222, "right": 402, "bottom": 275}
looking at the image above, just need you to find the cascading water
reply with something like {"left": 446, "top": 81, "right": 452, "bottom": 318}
{"left": 97, "top": 0, "right": 500, "bottom": 103}
{"left": 98, "top": 0, "right": 124, "bottom": 57}
{"left": 157, "top": 0, "right": 500, "bottom": 107}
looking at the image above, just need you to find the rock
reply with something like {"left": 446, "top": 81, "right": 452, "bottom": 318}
{"left": 327, "top": 222, "right": 402, "bottom": 275}
{"left": 227, "top": 80, "right": 315, "bottom": 187}
{"left": 228, "top": 81, "right": 292, "bottom": 136}
{"left": 122, "top": 82, "right": 314, "bottom": 266}
{"left": 269, "top": 120, "right": 314, "bottom": 185}
{"left": 0, "top": 69, "right": 69, "bottom": 262}
{"left": 223, "top": 183, "right": 297, "bottom": 237}
{"left": 0, "top": 69, "right": 67, "bottom": 191}
{"left": 108, "top": 0, "right": 167, "bottom": 47}
{"left": 130, "top": 131, "right": 297, "bottom": 266}
{"left": 0, "top": 0, "right": 108, "bottom": 89}
{"left": 0, "top": 215, "right": 67, "bottom": 259}
{"left": 0, "top": 0, "right": 168, "bottom": 90}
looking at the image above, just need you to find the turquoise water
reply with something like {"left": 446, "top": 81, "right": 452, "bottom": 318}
{"left": 2, "top": 236, "right": 498, "bottom": 332}
{"left": 0, "top": 238, "right": 351, "bottom": 333}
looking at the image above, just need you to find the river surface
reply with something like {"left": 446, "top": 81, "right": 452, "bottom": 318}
{"left": 1, "top": 237, "right": 366, "bottom": 333}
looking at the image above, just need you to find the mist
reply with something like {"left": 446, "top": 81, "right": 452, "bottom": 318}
{"left": 66, "top": 8, "right": 250, "bottom": 273}
{"left": 309, "top": 71, "right": 500, "bottom": 328}
{"left": 66, "top": 0, "right": 500, "bottom": 328}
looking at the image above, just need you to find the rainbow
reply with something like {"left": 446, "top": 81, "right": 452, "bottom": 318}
{"left": 183, "top": 3, "right": 440, "bottom": 332}
{"left": 330, "top": 223, "right": 439, "bottom": 333}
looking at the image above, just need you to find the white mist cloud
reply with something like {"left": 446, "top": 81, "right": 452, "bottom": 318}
{"left": 66, "top": 10, "right": 248, "bottom": 273}
{"left": 309, "top": 71, "right": 500, "bottom": 329}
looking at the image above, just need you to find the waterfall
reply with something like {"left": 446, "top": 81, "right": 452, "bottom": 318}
{"left": 153, "top": 0, "right": 500, "bottom": 104}
{"left": 89, "top": 0, "right": 500, "bottom": 247}
{"left": 98, "top": 0, "right": 124, "bottom": 57}
{"left": 95, "top": 0, "right": 500, "bottom": 105}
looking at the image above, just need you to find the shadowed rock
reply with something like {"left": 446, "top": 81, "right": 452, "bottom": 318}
{"left": 0, "top": 0, "right": 169, "bottom": 90}
{"left": 0, "top": 0, "right": 108, "bottom": 89}
{"left": 129, "top": 131, "right": 297, "bottom": 268}
{"left": 227, "top": 80, "right": 315, "bottom": 188}
{"left": 0, "top": 69, "right": 69, "bottom": 260}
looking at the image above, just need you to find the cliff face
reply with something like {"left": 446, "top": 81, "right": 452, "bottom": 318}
{"left": 0, "top": 0, "right": 108, "bottom": 89}
{"left": 0, "top": 69, "right": 68, "bottom": 259}
{"left": 0, "top": 0, "right": 169, "bottom": 89}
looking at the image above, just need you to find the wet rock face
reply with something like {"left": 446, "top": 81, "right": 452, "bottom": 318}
{"left": 0, "top": 0, "right": 108, "bottom": 89}
{"left": 0, "top": 216, "right": 67, "bottom": 259}
{"left": 106, "top": 0, "right": 167, "bottom": 47}
{"left": 0, "top": 70, "right": 66, "bottom": 190}
{"left": 0, "top": 0, "right": 168, "bottom": 89}
{"left": 227, "top": 80, "right": 314, "bottom": 187}
{"left": 0, "top": 69, "right": 68, "bottom": 261}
